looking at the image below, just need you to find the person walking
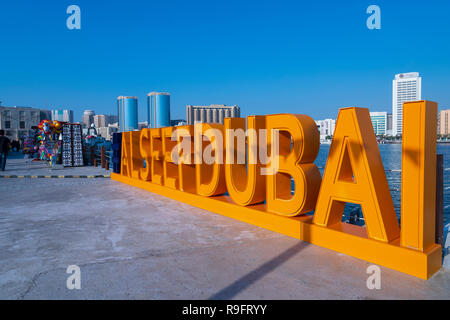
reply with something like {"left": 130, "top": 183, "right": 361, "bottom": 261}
{"left": 0, "top": 130, "right": 11, "bottom": 171}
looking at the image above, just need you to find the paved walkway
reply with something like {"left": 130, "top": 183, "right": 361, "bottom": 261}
{"left": 1, "top": 174, "right": 449, "bottom": 299}
{"left": 0, "top": 152, "right": 110, "bottom": 177}
{"left": 0, "top": 151, "right": 449, "bottom": 299}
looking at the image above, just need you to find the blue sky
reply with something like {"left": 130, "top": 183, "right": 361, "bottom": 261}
{"left": 1, "top": 0, "right": 449, "bottom": 122}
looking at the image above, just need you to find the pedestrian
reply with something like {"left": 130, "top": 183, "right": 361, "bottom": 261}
{"left": 0, "top": 130, "right": 11, "bottom": 171}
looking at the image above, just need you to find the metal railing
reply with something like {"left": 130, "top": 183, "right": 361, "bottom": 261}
{"left": 84, "top": 145, "right": 111, "bottom": 170}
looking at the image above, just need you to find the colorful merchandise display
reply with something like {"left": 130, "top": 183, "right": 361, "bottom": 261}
{"left": 20, "top": 120, "right": 86, "bottom": 167}
{"left": 22, "top": 133, "right": 36, "bottom": 158}
{"left": 36, "top": 120, "right": 62, "bottom": 166}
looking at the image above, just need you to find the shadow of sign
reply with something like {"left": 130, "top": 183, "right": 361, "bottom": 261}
{"left": 208, "top": 242, "right": 309, "bottom": 300}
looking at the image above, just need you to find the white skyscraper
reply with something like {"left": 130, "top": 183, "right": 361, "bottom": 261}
{"left": 315, "top": 119, "right": 336, "bottom": 137}
{"left": 392, "top": 72, "right": 421, "bottom": 136}
{"left": 51, "top": 109, "right": 74, "bottom": 123}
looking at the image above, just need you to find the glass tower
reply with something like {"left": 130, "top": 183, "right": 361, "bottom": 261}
{"left": 117, "top": 96, "right": 138, "bottom": 132}
{"left": 370, "top": 112, "right": 387, "bottom": 136}
{"left": 147, "top": 92, "right": 170, "bottom": 128}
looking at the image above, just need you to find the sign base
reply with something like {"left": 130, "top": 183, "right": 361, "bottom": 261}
{"left": 111, "top": 173, "right": 442, "bottom": 280}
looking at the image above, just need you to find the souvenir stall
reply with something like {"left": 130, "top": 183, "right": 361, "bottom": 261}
{"left": 36, "top": 120, "right": 62, "bottom": 166}
{"left": 22, "top": 132, "right": 37, "bottom": 161}
{"left": 62, "top": 123, "right": 84, "bottom": 167}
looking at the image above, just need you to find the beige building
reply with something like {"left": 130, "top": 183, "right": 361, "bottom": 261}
{"left": 93, "top": 114, "right": 117, "bottom": 129}
{"left": 186, "top": 104, "right": 240, "bottom": 125}
{"left": 439, "top": 109, "right": 450, "bottom": 135}
{"left": 0, "top": 106, "right": 44, "bottom": 140}
{"left": 94, "top": 114, "right": 106, "bottom": 128}
{"left": 97, "top": 123, "right": 119, "bottom": 141}
{"left": 82, "top": 110, "right": 95, "bottom": 128}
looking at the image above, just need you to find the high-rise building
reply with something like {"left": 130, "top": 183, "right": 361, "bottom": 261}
{"left": 51, "top": 109, "right": 74, "bottom": 123}
{"left": 186, "top": 105, "right": 240, "bottom": 125}
{"left": 437, "top": 111, "right": 440, "bottom": 134}
{"left": 93, "top": 114, "right": 107, "bottom": 128}
{"left": 386, "top": 113, "right": 393, "bottom": 135}
{"left": 315, "top": 119, "right": 336, "bottom": 138}
{"left": 93, "top": 114, "right": 118, "bottom": 128}
{"left": 82, "top": 110, "right": 95, "bottom": 128}
{"left": 147, "top": 92, "right": 170, "bottom": 128}
{"left": 392, "top": 72, "right": 421, "bottom": 136}
{"left": 97, "top": 123, "right": 119, "bottom": 141}
{"left": 369, "top": 112, "right": 387, "bottom": 136}
{"left": 438, "top": 109, "right": 450, "bottom": 135}
{"left": 117, "top": 96, "right": 138, "bottom": 132}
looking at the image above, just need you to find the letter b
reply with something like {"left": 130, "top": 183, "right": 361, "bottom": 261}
{"left": 265, "top": 114, "right": 321, "bottom": 216}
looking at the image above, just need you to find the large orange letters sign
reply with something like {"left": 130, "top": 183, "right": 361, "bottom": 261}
{"left": 112, "top": 101, "right": 442, "bottom": 279}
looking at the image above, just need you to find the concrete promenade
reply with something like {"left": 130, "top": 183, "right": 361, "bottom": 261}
{"left": 0, "top": 153, "right": 449, "bottom": 299}
{"left": 0, "top": 152, "right": 110, "bottom": 177}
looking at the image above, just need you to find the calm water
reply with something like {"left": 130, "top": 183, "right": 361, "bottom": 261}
{"left": 313, "top": 144, "right": 450, "bottom": 225}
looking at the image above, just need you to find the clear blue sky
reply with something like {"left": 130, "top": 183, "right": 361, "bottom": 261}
{"left": 1, "top": 0, "right": 449, "bottom": 122}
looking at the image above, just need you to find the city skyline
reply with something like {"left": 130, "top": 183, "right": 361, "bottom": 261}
{"left": 1, "top": 1, "right": 450, "bottom": 122}
{"left": 0, "top": 70, "right": 446, "bottom": 125}
{"left": 0, "top": 69, "right": 442, "bottom": 126}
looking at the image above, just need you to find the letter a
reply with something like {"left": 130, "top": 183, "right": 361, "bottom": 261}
{"left": 66, "top": 5, "right": 81, "bottom": 30}
{"left": 366, "top": 5, "right": 381, "bottom": 30}
{"left": 366, "top": 265, "right": 381, "bottom": 289}
{"left": 66, "top": 265, "right": 81, "bottom": 289}
{"left": 313, "top": 107, "right": 400, "bottom": 242}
